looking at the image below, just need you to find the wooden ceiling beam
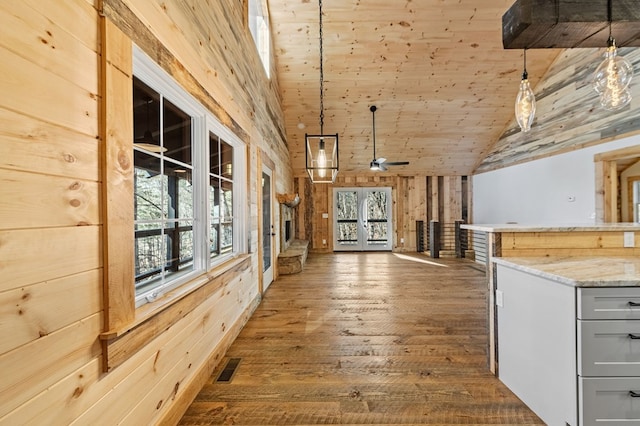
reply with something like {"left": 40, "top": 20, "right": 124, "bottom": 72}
{"left": 502, "top": 0, "right": 640, "bottom": 49}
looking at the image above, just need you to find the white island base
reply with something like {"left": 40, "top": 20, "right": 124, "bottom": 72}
{"left": 495, "top": 257, "right": 640, "bottom": 426}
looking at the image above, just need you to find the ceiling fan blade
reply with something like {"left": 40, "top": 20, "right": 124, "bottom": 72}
{"left": 378, "top": 163, "right": 388, "bottom": 171}
{"left": 376, "top": 157, "right": 387, "bottom": 164}
{"left": 384, "top": 161, "right": 410, "bottom": 166}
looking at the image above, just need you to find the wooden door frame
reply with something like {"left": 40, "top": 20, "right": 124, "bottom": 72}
{"left": 594, "top": 145, "right": 640, "bottom": 222}
{"left": 628, "top": 175, "right": 640, "bottom": 222}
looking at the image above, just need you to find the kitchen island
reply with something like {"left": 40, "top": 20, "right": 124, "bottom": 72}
{"left": 494, "top": 256, "right": 640, "bottom": 426}
{"left": 461, "top": 222, "right": 640, "bottom": 374}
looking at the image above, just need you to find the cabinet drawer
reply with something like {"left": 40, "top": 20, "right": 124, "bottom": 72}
{"left": 578, "top": 287, "right": 640, "bottom": 320}
{"left": 579, "top": 320, "right": 640, "bottom": 376}
{"left": 580, "top": 377, "right": 640, "bottom": 426}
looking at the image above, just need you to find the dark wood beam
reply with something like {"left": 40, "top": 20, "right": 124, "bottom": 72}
{"left": 503, "top": 0, "right": 640, "bottom": 49}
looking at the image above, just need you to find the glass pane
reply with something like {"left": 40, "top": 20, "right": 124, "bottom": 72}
{"left": 221, "top": 222, "right": 233, "bottom": 254}
{"left": 337, "top": 191, "right": 358, "bottom": 220}
{"left": 210, "top": 222, "right": 220, "bottom": 258}
{"left": 164, "top": 221, "right": 194, "bottom": 278}
{"left": 134, "top": 226, "right": 163, "bottom": 287}
{"left": 134, "top": 154, "right": 162, "bottom": 221}
{"left": 367, "top": 223, "right": 388, "bottom": 243}
{"left": 133, "top": 77, "right": 161, "bottom": 154}
{"left": 210, "top": 132, "right": 220, "bottom": 176}
{"left": 210, "top": 177, "right": 220, "bottom": 218}
{"left": 170, "top": 168, "right": 193, "bottom": 218}
{"left": 262, "top": 171, "right": 271, "bottom": 271}
{"left": 163, "top": 99, "right": 192, "bottom": 165}
{"left": 337, "top": 223, "right": 358, "bottom": 243}
{"left": 221, "top": 180, "right": 233, "bottom": 220}
{"left": 220, "top": 140, "right": 233, "bottom": 179}
{"left": 177, "top": 219, "right": 194, "bottom": 265}
{"left": 367, "top": 191, "right": 388, "bottom": 220}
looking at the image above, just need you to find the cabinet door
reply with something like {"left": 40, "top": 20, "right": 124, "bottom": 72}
{"left": 580, "top": 377, "right": 640, "bottom": 426}
{"left": 579, "top": 320, "right": 640, "bottom": 376}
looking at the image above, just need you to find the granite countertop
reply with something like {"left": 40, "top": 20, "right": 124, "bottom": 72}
{"left": 461, "top": 223, "right": 640, "bottom": 233}
{"left": 494, "top": 256, "right": 640, "bottom": 287}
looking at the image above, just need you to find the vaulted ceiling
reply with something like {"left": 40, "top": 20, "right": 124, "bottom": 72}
{"left": 268, "top": 0, "right": 562, "bottom": 176}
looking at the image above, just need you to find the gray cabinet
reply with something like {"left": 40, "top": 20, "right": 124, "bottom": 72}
{"left": 578, "top": 287, "right": 640, "bottom": 425}
{"left": 497, "top": 266, "right": 640, "bottom": 426}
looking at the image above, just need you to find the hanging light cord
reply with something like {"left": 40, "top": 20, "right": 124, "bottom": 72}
{"left": 607, "top": 0, "right": 614, "bottom": 47}
{"left": 318, "top": 0, "right": 325, "bottom": 135}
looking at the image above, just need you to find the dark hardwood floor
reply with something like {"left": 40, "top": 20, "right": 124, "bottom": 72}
{"left": 178, "top": 252, "right": 543, "bottom": 425}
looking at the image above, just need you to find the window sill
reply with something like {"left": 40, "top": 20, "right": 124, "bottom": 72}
{"left": 100, "top": 254, "right": 251, "bottom": 372}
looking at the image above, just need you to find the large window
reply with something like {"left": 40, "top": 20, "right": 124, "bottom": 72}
{"left": 133, "top": 47, "right": 246, "bottom": 306}
{"left": 248, "top": 0, "right": 270, "bottom": 77}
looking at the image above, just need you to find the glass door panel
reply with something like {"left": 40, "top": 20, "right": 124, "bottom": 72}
{"left": 333, "top": 187, "right": 392, "bottom": 251}
{"left": 262, "top": 167, "right": 273, "bottom": 290}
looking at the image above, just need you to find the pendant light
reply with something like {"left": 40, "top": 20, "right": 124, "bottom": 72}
{"left": 592, "top": 0, "right": 633, "bottom": 111}
{"left": 305, "top": 0, "right": 338, "bottom": 183}
{"left": 514, "top": 48, "right": 536, "bottom": 133}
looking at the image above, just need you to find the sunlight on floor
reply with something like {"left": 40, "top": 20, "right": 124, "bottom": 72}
{"left": 393, "top": 253, "right": 449, "bottom": 267}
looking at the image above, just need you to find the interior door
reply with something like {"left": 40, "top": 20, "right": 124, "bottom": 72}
{"left": 261, "top": 166, "right": 274, "bottom": 290}
{"left": 333, "top": 187, "right": 392, "bottom": 251}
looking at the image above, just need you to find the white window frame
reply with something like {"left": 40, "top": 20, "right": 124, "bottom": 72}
{"left": 133, "top": 45, "right": 247, "bottom": 307}
{"left": 248, "top": 0, "right": 271, "bottom": 77}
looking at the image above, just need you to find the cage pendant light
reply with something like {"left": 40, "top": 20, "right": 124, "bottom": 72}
{"left": 592, "top": 0, "right": 633, "bottom": 111}
{"left": 305, "top": 0, "right": 338, "bottom": 183}
{"left": 515, "top": 49, "right": 536, "bottom": 133}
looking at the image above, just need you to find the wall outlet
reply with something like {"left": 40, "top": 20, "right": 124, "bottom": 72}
{"left": 322, "top": 239, "right": 326, "bottom": 245}
{"left": 496, "top": 290, "right": 504, "bottom": 307}
{"left": 322, "top": 213, "right": 329, "bottom": 219}
{"left": 400, "top": 238, "right": 404, "bottom": 243}
{"left": 624, "top": 232, "right": 635, "bottom": 248}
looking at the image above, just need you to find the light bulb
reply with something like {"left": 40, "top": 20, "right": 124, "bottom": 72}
{"left": 600, "top": 87, "right": 632, "bottom": 111}
{"left": 317, "top": 139, "right": 327, "bottom": 178}
{"left": 593, "top": 38, "right": 633, "bottom": 111}
{"left": 593, "top": 41, "right": 633, "bottom": 94}
{"left": 515, "top": 76, "right": 536, "bottom": 133}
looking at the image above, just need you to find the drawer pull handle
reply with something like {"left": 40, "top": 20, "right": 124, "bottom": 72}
{"left": 629, "top": 301, "right": 640, "bottom": 307}
{"left": 629, "top": 334, "right": 640, "bottom": 340}
{"left": 630, "top": 391, "right": 640, "bottom": 398}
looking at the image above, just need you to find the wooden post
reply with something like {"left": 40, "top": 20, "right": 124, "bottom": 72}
{"left": 429, "top": 220, "right": 440, "bottom": 259}
{"left": 455, "top": 220, "right": 465, "bottom": 258}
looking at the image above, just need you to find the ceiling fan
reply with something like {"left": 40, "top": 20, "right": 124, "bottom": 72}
{"left": 369, "top": 105, "right": 410, "bottom": 171}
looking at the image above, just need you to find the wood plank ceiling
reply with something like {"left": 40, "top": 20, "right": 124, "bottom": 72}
{"left": 269, "top": 0, "right": 562, "bottom": 176}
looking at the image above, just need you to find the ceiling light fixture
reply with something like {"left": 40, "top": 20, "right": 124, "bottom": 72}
{"left": 592, "top": 0, "right": 633, "bottom": 111}
{"left": 515, "top": 49, "right": 536, "bottom": 133}
{"left": 305, "top": 0, "right": 338, "bottom": 183}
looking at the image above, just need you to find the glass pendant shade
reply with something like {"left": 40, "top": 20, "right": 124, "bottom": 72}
{"left": 592, "top": 40, "right": 634, "bottom": 111}
{"left": 515, "top": 76, "right": 536, "bottom": 133}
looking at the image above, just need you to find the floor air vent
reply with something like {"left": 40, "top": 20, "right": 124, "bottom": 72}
{"left": 216, "top": 357, "right": 241, "bottom": 383}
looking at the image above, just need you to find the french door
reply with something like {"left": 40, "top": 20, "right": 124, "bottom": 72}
{"left": 261, "top": 165, "right": 274, "bottom": 290}
{"left": 333, "top": 187, "right": 393, "bottom": 251}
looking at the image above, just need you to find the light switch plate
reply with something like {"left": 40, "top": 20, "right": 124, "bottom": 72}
{"left": 496, "top": 290, "right": 504, "bottom": 307}
{"left": 624, "top": 232, "right": 635, "bottom": 248}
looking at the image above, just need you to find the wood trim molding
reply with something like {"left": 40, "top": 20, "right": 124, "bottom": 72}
{"left": 101, "top": 256, "right": 251, "bottom": 372}
{"left": 594, "top": 144, "right": 640, "bottom": 222}
{"left": 101, "top": 14, "right": 135, "bottom": 333}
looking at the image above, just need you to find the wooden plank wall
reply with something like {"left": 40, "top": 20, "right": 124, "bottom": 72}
{"left": 0, "top": 0, "right": 292, "bottom": 424}
{"left": 476, "top": 48, "right": 640, "bottom": 173}
{"left": 295, "top": 175, "right": 470, "bottom": 253}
